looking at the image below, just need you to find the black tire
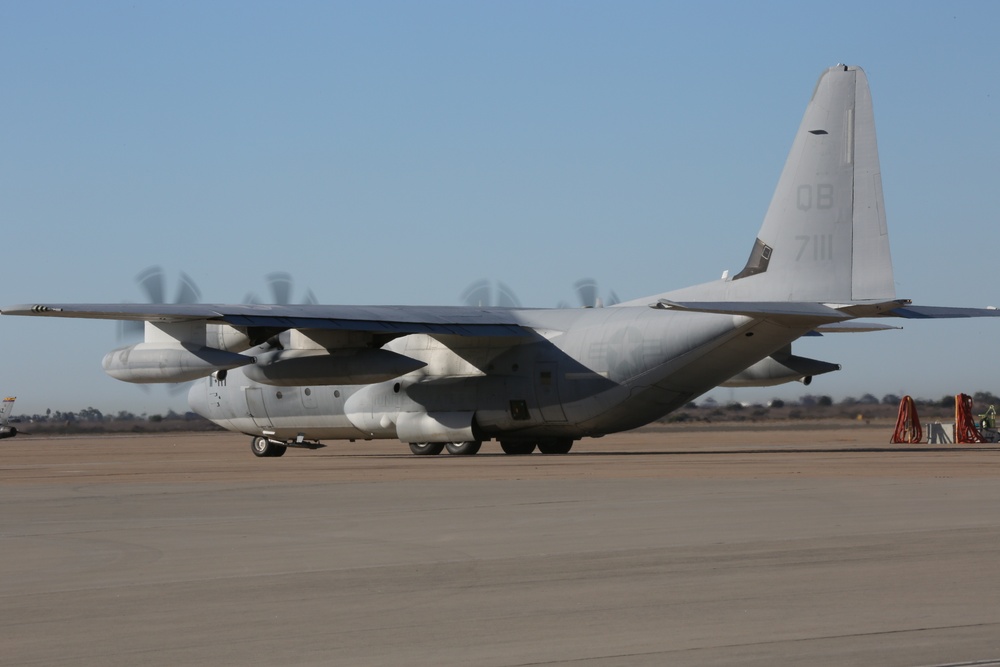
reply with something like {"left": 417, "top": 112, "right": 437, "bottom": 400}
{"left": 409, "top": 442, "right": 445, "bottom": 456}
{"left": 500, "top": 441, "right": 536, "bottom": 455}
{"left": 271, "top": 444, "right": 287, "bottom": 457}
{"left": 445, "top": 441, "right": 482, "bottom": 455}
{"left": 251, "top": 435, "right": 276, "bottom": 457}
{"left": 538, "top": 439, "right": 573, "bottom": 455}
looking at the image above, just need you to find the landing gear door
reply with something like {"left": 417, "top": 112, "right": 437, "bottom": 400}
{"left": 536, "top": 361, "right": 567, "bottom": 422}
{"left": 245, "top": 387, "right": 274, "bottom": 429}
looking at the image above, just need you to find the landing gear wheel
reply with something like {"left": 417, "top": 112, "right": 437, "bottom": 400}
{"left": 538, "top": 439, "right": 573, "bottom": 455}
{"left": 500, "top": 441, "right": 536, "bottom": 455}
{"left": 445, "top": 441, "right": 482, "bottom": 455}
{"left": 409, "top": 442, "right": 445, "bottom": 456}
{"left": 251, "top": 435, "right": 284, "bottom": 458}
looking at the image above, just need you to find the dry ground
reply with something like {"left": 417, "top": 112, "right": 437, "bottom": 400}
{"left": 3, "top": 421, "right": 996, "bottom": 484}
{"left": 3, "top": 425, "right": 1000, "bottom": 666}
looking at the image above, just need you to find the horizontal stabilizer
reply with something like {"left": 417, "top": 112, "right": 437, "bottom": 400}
{"left": 889, "top": 305, "right": 1000, "bottom": 319}
{"left": 829, "top": 299, "right": 912, "bottom": 317}
{"left": 653, "top": 299, "right": 848, "bottom": 321}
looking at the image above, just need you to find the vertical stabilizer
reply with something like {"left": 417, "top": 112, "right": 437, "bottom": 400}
{"left": 733, "top": 65, "right": 894, "bottom": 302}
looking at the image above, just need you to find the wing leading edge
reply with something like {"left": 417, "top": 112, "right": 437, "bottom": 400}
{"left": 1, "top": 303, "right": 532, "bottom": 337}
{"left": 8, "top": 300, "right": 999, "bottom": 336}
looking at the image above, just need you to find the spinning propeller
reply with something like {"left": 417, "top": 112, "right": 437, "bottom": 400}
{"left": 118, "top": 266, "right": 202, "bottom": 342}
{"left": 460, "top": 279, "right": 522, "bottom": 308}
{"left": 117, "top": 267, "right": 318, "bottom": 397}
{"left": 568, "top": 278, "right": 620, "bottom": 309}
{"left": 243, "top": 271, "right": 318, "bottom": 305}
{"left": 460, "top": 278, "right": 620, "bottom": 308}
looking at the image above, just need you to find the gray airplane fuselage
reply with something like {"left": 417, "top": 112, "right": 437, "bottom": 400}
{"left": 188, "top": 306, "right": 811, "bottom": 442}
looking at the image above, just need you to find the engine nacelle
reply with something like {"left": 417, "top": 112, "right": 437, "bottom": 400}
{"left": 206, "top": 323, "right": 254, "bottom": 353}
{"left": 722, "top": 353, "right": 840, "bottom": 388}
{"left": 102, "top": 343, "right": 253, "bottom": 383}
{"left": 0, "top": 426, "right": 17, "bottom": 439}
{"left": 244, "top": 348, "right": 427, "bottom": 386}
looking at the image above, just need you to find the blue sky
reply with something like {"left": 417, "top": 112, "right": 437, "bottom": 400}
{"left": 2, "top": 1, "right": 999, "bottom": 416}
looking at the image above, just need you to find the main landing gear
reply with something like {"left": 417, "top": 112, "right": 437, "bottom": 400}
{"left": 445, "top": 441, "right": 482, "bottom": 455}
{"left": 407, "top": 439, "right": 574, "bottom": 456}
{"left": 499, "top": 441, "right": 535, "bottom": 455}
{"left": 408, "top": 441, "right": 480, "bottom": 456}
{"left": 537, "top": 439, "right": 574, "bottom": 455}
{"left": 409, "top": 442, "right": 445, "bottom": 455}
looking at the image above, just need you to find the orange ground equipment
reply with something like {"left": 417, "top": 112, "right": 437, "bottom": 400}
{"left": 955, "top": 393, "right": 985, "bottom": 444}
{"left": 890, "top": 395, "right": 922, "bottom": 444}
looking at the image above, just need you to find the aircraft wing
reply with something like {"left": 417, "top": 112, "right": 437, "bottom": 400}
{"left": 1, "top": 303, "right": 533, "bottom": 337}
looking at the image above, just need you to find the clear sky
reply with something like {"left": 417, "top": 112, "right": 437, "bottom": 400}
{"left": 2, "top": 1, "right": 999, "bottom": 417}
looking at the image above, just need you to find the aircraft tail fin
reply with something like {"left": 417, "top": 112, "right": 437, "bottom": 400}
{"left": 729, "top": 65, "right": 894, "bottom": 302}
{"left": 0, "top": 397, "right": 15, "bottom": 426}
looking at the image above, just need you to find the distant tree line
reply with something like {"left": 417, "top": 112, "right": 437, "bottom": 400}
{"left": 667, "top": 391, "right": 1000, "bottom": 424}
{"left": 693, "top": 391, "right": 1000, "bottom": 411}
{"left": 13, "top": 408, "right": 202, "bottom": 424}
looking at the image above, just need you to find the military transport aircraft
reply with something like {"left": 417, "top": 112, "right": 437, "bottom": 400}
{"left": 1, "top": 397, "right": 19, "bottom": 439}
{"left": 4, "top": 65, "right": 997, "bottom": 457}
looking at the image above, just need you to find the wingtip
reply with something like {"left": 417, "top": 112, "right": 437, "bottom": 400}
{"left": 2, "top": 304, "right": 64, "bottom": 315}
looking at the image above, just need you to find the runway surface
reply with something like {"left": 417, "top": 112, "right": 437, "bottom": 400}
{"left": 2, "top": 426, "right": 1000, "bottom": 666}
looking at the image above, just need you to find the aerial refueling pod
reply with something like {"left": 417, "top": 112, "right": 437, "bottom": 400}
{"left": 244, "top": 348, "right": 427, "bottom": 386}
{"left": 721, "top": 351, "right": 840, "bottom": 388}
{"left": 102, "top": 343, "right": 254, "bottom": 383}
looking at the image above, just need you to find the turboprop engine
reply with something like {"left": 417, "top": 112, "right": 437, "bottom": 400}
{"left": 244, "top": 348, "right": 427, "bottom": 386}
{"left": 102, "top": 343, "right": 253, "bottom": 383}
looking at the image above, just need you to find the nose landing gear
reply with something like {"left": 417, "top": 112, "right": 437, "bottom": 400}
{"left": 251, "top": 435, "right": 287, "bottom": 457}
{"left": 250, "top": 434, "right": 324, "bottom": 457}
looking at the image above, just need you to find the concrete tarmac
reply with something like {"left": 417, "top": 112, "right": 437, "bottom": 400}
{"left": 2, "top": 426, "right": 1000, "bottom": 666}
